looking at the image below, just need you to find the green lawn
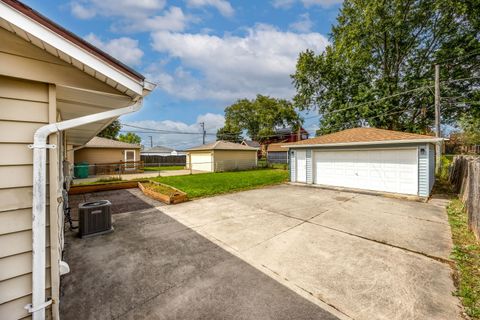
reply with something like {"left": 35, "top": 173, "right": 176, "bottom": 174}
{"left": 447, "top": 199, "right": 480, "bottom": 319}
{"left": 151, "top": 168, "right": 289, "bottom": 199}
{"left": 143, "top": 165, "right": 185, "bottom": 171}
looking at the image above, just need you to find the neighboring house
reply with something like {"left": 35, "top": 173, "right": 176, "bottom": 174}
{"left": 260, "top": 127, "right": 309, "bottom": 157}
{"left": 0, "top": 1, "right": 154, "bottom": 319}
{"left": 186, "top": 141, "right": 258, "bottom": 172}
{"left": 74, "top": 137, "right": 142, "bottom": 175}
{"left": 267, "top": 142, "right": 288, "bottom": 164}
{"left": 285, "top": 127, "right": 443, "bottom": 197}
{"left": 141, "top": 145, "right": 186, "bottom": 156}
{"left": 263, "top": 127, "right": 309, "bottom": 145}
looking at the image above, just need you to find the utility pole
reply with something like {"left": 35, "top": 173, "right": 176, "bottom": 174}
{"left": 200, "top": 122, "right": 206, "bottom": 145}
{"left": 148, "top": 135, "right": 153, "bottom": 148}
{"left": 434, "top": 64, "right": 441, "bottom": 174}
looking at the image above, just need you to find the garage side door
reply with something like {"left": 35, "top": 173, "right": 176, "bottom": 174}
{"left": 191, "top": 153, "right": 213, "bottom": 172}
{"left": 296, "top": 150, "right": 307, "bottom": 183}
{"left": 314, "top": 149, "right": 418, "bottom": 195}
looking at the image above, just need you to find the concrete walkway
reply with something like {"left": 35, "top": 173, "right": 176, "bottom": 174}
{"left": 160, "top": 185, "right": 462, "bottom": 320}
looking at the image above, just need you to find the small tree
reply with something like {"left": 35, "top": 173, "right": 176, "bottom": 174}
{"left": 118, "top": 132, "right": 141, "bottom": 145}
{"left": 97, "top": 120, "right": 121, "bottom": 140}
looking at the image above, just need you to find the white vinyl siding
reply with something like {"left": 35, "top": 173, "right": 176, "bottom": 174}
{"left": 313, "top": 148, "right": 419, "bottom": 195}
{"left": 418, "top": 145, "right": 429, "bottom": 197}
{"left": 306, "top": 149, "right": 313, "bottom": 184}
{"left": 290, "top": 150, "right": 296, "bottom": 182}
{"left": 428, "top": 143, "right": 435, "bottom": 194}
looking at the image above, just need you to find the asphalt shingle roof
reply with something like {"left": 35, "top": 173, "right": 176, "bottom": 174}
{"left": 285, "top": 127, "right": 438, "bottom": 146}
{"left": 141, "top": 146, "right": 175, "bottom": 153}
{"left": 84, "top": 137, "right": 141, "bottom": 149}
{"left": 187, "top": 140, "right": 258, "bottom": 151}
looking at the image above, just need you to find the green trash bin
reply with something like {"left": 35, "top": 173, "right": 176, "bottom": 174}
{"left": 74, "top": 162, "right": 89, "bottom": 179}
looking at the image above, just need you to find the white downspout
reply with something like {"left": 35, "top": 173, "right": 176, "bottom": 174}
{"left": 26, "top": 100, "right": 143, "bottom": 320}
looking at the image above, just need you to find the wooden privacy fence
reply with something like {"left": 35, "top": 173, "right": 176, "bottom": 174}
{"left": 141, "top": 155, "right": 186, "bottom": 166}
{"left": 460, "top": 145, "right": 480, "bottom": 154}
{"left": 449, "top": 155, "right": 480, "bottom": 239}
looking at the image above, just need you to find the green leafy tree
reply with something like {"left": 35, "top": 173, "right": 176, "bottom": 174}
{"left": 218, "top": 95, "right": 302, "bottom": 142}
{"left": 216, "top": 126, "right": 243, "bottom": 143}
{"left": 118, "top": 132, "right": 141, "bottom": 145}
{"left": 292, "top": 0, "right": 480, "bottom": 136}
{"left": 97, "top": 120, "right": 121, "bottom": 140}
{"left": 459, "top": 104, "right": 480, "bottom": 145}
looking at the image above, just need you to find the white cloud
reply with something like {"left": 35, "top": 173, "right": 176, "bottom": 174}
{"left": 70, "top": 3, "right": 96, "bottom": 19}
{"left": 69, "top": 0, "right": 166, "bottom": 19}
{"left": 272, "top": 0, "right": 342, "bottom": 9}
{"left": 149, "top": 24, "right": 329, "bottom": 101}
{"left": 186, "top": 0, "right": 234, "bottom": 17}
{"left": 289, "top": 13, "right": 313, "bottom": 32}
{"left": 271, "top": 0, "right": 296, "bottom": 9}
{"left": 84, "top": 33, "right": 144, "bottom": 65}
{"left": 120, "top": 7, "right": 189, "bottom": 33}
{"left": 123, "top": 113, "right": 225, "bottom": 148}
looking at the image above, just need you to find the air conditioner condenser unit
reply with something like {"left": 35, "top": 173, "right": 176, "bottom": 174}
{"left": 78, "top": 200, "right": 113, "bottom": 238}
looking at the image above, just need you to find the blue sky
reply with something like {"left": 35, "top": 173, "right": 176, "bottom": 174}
{"left": 23, "top": 0, "right": 342, "bottom": 148}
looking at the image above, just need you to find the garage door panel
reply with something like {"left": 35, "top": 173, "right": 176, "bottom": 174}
{"left": 314, "top": 149, "right": 418, "bottom": 195}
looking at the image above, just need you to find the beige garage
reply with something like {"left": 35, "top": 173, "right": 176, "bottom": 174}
{"left": 186, "top": 141, "right": 258, "bottom": 172}
{"left": 73, "top": 137, "right": 141, "bottom": 175}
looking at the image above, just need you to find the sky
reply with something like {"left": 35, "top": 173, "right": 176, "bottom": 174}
{"left": 23, "top": 0, "right": 342, "bottom": 149}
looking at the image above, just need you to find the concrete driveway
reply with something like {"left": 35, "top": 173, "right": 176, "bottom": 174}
{"left": 160, "top": 184, "right": 462, "bottom": 320}
{"left": 62, "top": 185, "right": 461, "bottom": 320}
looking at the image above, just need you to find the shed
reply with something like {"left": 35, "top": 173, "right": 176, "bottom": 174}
{"left": 285, "top": 128, "right": 443, "bottom": 197}
{"left": 186, "top": 141, "right": 258, "bottom": 172}
{"left": 74, "top": 137, "right": 141, "bottom": 175}
{"left": 0, "top": 1, "right": 154, "bottom": 318}
{"left": 141, "top": 145, "right": 185, "bottom": 156}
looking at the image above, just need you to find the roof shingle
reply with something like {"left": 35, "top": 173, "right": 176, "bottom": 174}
{"left": 187, "top": 141, "right": 258, "bottom": 151}
{"left": 84, "top": 137, "right": 141, "bottom": 149}
{"left": 285, "top": 127, "right": 439, "bottom": 147}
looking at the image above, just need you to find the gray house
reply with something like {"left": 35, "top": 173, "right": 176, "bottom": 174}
{"left": 285, "top": 127, "right": 443, "bottom": 197}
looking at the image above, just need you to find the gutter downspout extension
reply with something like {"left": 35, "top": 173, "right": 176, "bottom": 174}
{"left": 26, "top": 99, "right": 143, "bottom": 320}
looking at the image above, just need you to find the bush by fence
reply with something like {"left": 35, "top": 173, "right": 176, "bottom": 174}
{"left": 449, "top": 155, "right": 480, "bottom": 239}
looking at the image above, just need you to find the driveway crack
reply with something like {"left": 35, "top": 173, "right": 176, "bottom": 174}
{"left": 307, "top": 221, "right": 454, "bottom": 266}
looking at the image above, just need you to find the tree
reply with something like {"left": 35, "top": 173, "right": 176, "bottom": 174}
{"left": 217, "top": 95, "right": 302, "bottom": 142}
{"left": 292, "top": 0, "right": 480, "bottom": 136}
{"left": 97, "top": 120, "right": 121, "bottom": 140}
{"left": 216, "top": 126, "right": 243, "bottom": 143}
{"left": 459, "top": 105, "right": 480, "bottom": 145}
{"left": 118, "top": 132, "right": 141, "bottom": 145}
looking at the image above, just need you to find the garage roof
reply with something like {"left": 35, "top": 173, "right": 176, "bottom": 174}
{"left": 187, "top": 141, "right": 258, "bottom": 151}
{"left": 80, "top": 137, "right": 141, "bottom": 149}
{"left": 285, "top": 127, "right": 443, "bottom": 148}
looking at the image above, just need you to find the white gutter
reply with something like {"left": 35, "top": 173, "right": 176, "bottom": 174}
{"left": 26, "top": 100, "right": 143, "bottom": 320}
{"left": 282, "top": 138, "right": 445, "bottom": 149}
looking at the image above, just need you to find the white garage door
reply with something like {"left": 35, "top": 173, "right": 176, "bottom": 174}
{"left": 296, "top": 150, "right": 307, "bottom": 183}
{"left": 314, "top": 149, "right": 418, "bottom": 195}
{"left": 190, "top": 153, "right": 213, "bottom": 172}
